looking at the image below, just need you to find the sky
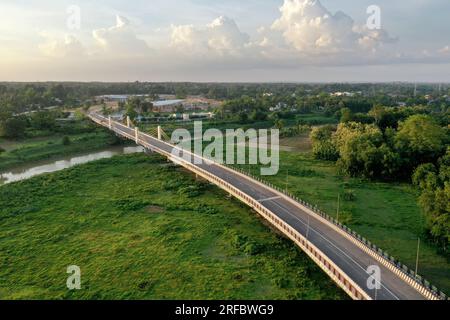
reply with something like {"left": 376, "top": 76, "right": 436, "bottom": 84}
{"left": 0, "top": 0, "right": 449, "bottom": 82}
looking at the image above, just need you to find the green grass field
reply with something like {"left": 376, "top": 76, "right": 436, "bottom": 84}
{"left": 0, "top": 153, "right": 346, "bottom": 300}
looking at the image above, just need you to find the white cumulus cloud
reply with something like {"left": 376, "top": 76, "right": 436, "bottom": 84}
{"left": 170, "top": 16, "right": 250, "bottom": 57}
{"left": 92, "top": 15, "right": 150, "bottom": 57}
{"left": 39, "top": 34, "right": 85, "bottom": 58}
{"left": 270, "top": 0, "right": 397, "bottom": 58}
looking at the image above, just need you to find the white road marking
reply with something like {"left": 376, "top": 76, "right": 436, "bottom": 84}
{"left": 258, "top": 196, "right": 282, "bottom": 203}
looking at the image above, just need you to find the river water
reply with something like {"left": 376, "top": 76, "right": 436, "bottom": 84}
{"left": 0, "top": 146, "right": 145, "bottom": 185}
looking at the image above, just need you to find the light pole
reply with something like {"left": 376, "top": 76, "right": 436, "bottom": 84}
{"left": 336, "top": 193, "right": 340, "bottom": 222}
{"left": 285, "top": 169, "right": 289, "bottom": 193}
{"left": 415, "top": 238, "right": 420, "bottom": 277}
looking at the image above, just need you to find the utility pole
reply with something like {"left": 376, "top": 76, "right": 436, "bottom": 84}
{"left": 415, "top": 238, "right": 421, "bottom": 277}
{"left": 285, "top": 169, "right": 289, "bottom": 193}
{"left": 336, "top": 193, "right": 340, "bottom": 222}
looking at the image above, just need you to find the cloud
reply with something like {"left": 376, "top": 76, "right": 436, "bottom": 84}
{"left": 170, "top": 16, "right": 250, "bottom": 57}
{"left": 39, "top": 34, "right": 85, "bottom": 58}
{"left": 92, "top": 15, "right": 150, "bottom": 57}
{"left": 270, "top": 0, "right": 396, "bottom": 57}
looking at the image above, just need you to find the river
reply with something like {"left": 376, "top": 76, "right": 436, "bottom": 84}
{"left": 0, "top": 146, "right": 145, "bottom": 185}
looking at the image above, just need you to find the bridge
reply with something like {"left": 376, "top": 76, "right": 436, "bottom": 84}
{"left": 89, "top": 113, "right": 445, "bottom": 301}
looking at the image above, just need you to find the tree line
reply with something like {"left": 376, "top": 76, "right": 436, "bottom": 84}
{"left": 311, "top": 106, "right": 449, "bottom": 251}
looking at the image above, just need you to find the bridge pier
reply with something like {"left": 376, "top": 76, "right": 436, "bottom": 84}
{"left": 135, "top": 127, "right": 139, "bottom": 144}
{"left": 108, "top": 116, "right": 112, "bottom": 129}
{"left": 157, "top": 126, "right": 162, "bottom": 140}
{"left": 126, "top": 116, "right": 131, "bottom": 127}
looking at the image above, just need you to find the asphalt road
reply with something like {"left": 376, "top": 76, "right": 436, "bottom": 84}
{"left": 93, "top": 114, "right": 426, "bottom": 300}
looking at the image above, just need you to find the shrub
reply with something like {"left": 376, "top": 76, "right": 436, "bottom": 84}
{"left": 114, "top": 198, "right": 150, "bottom": 211}
{"left": 231, "top": 234, "right": 247, "bottom": 249}
{"left": 243, "top": 241, "right": 263, "bottom": 256}
{"left": 343, "top": 190, "right": 356, "bottom": 201}
{"left": 273, "top": 277, "right": 290, "bottom": 289}
{"left": 62, "top": 136, "right": 71, "bottom": 145}
{"left": 196, "top": 204, "right": 218, "bottom": 215}
{"left": 338, "top": 210, "right": 354, "bottom": 225}
{"left": 178, "top": 185, "right": 202, "bottom": 198}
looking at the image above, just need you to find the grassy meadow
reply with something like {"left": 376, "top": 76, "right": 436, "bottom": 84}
{"left": 0, "top": 153, "right": 346, "bottom": 300}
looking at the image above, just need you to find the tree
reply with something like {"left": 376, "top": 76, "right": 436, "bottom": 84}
{"left": 1, "top": 117, "right": 27, "bottom": 138}
{"left": 30, "top": 111, "right": 57, "bottom": 131}
{"left": 368, "top": 106, "right": 398, "bottom": 130}
{"left": 141, "top": 101, "right": 153, "bottom": 114}
{"left": 274, "top": 119, "right": 285, "bottom": 130}
{"left": 310, "top": 126, "right": 339, "bottom": 161}
{"left": 62, "top": 136, "right": 71, "bottom": 146}
{"left": 413, "top": 149, "right": 450, "bottom": 251}
{"left": 125, "top": 105, "right": 138, "bottom": 121}
{"left": 412, "top": 163, "right": 438, "bottom": 191}
{"left": 395, "top": 115, "right": 447, "bottom": 171}
{"left": 250, "top": 109, "right": 267, "bottom": 121}
{"left": 333, "top": 122, "right": 398, "bottom": 178}
{"left": 340, "top": 107, "right": 353, "bottom": 123}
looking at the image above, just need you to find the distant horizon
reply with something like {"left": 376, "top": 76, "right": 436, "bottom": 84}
{"left": 1, "top": 80, "right": 450, "bottom": 85}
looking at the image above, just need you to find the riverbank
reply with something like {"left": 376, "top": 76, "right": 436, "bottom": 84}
{"left": 0, "top": 153, "right": 346, "bottom": 300}
{"left": 0, "top": 128, "right": 121, "bottom": 172}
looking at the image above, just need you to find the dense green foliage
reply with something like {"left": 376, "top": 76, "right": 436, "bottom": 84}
{"left": 310, "top": 126, "right": 338, "bottom": 161}
{"left": 310, "top": 110, "right": 449, "bottom": 249}
{"left": 0, "top": 154, "right": 346, "bottom": 300}
{"left": 0, "top": 117, "right": 27, "bottom": 138}
{"left": 413, "top": 149, "right": 450, "bottom": 251}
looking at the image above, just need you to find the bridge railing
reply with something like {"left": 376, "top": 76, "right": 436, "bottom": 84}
{"left": 89, "top": 113, "right": 447, "bottom": 300}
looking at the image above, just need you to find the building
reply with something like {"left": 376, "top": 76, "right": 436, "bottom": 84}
{"left": 152, "top": 99, "right": 185, "bottom": 113}
{"left": 96, "top": 95, "right": 149, "bottom": 103}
